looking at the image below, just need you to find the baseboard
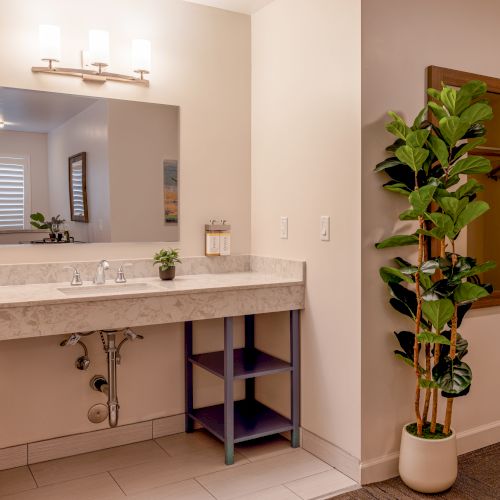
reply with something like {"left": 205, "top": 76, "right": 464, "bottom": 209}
{"left": 0, "top": 413, "right": 185, "bottom": 470}
{"left": 360, "top": 419, "right": 500, "bottom": 485}
{"left": 301, "top": 429, "right": 361, "bottom": 483}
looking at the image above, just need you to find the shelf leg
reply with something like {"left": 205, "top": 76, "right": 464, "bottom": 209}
{"left": 244, "top": 314, "right": 255, "bottom": 401}
{"left": 224, "top": 316, "right": 234, "bottom": 465}
{"left": 185, "top": 321, "right": 194, "bottom": 433}
{"left": 290, "top": 310, "right": 300, "bottom": 448}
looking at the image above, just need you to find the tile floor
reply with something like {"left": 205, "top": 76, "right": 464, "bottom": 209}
{"left": 0, "top": 431, "right": 359, "bottom": 499}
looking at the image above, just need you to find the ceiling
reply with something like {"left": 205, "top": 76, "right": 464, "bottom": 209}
{"left": 183, "top": 0, "right": 274, "bottom": 14}
{"left": 0, "top": 88, "right": 98, "bottom": 133}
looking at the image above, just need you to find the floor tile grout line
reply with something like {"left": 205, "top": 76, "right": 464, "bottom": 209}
{"left": 27, "top": 463, "right": 40, "bottom": 488}
{"left": 151, "top": 437, "right": 173, "bottom": 457}
{"left": 194, "top": 477, "right": 218, "bottom": 499}
{"left": 282, "top": 483, "right": 304, "bottom": 499}
{"left": 107, "top": 471, "right": 128, "bottom": 497}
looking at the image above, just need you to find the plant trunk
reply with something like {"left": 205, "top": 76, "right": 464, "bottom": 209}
{"left": 444, "top": 303, "right": 458, "bottom": 435}
{"left": 431, "top": 239, "right": 446, "bottom": 433}
{"left": 423, "top": 343, "right": 432, "bottom": 423}
{"left": 414, "top": 216, "right": 425, "bottom": 436}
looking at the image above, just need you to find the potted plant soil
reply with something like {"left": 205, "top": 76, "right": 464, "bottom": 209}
{"left": 375, "top": 80, "right": 495, "bottom": 493}
{"left": 153, "top": 248, "right": 181, "bottom": 280}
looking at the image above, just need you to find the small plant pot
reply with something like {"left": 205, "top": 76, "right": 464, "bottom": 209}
{"left": 159, "top": 267, "right": 176, "bottom": 280}
{"left": 399, "top": 423, "right": 457, "bottom": 493}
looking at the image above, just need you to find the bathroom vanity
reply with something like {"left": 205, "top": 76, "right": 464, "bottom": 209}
{"left": 0, "top": 255, "right": 305, "bottom": 466}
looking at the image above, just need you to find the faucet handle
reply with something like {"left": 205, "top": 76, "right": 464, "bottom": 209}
{"left": 115, "top": 263, "right": 132, "bottom": 283}
{"left": 64, "top": 266, "right": 83, "bottom": 286}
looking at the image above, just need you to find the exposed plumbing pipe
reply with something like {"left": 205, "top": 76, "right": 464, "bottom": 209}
{"left": 90, "top": 328, "right": 143, "bottom": 427}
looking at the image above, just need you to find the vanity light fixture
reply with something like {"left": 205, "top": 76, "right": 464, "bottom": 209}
{"left": 32, "top": 25, "right": 151, "bottom": 86}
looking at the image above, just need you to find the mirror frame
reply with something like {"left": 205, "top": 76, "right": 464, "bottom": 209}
{"left": 68, "top": 152, "right": 89, "bottom": 223}
{"left": 427, "top": 65, "right": 500, "bottom": 309}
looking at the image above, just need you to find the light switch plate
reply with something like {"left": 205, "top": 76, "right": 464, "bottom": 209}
{"left": 280, "top": 216, "right": 288, "bottom": 239}
{"left": 320, "top": 215, "right": 330, "bottom": 241}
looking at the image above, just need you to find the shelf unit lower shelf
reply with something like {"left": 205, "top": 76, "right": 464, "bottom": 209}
{"left": 189, "top": 399, "right": 293, "bottom": 444}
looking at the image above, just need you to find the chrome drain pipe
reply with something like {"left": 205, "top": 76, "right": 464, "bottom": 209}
{"left": 89, "top": 329, "right": 143, "bottom": 428}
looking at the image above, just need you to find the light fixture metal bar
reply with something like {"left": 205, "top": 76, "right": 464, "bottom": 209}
{"left": 31, "top": 66, "right": 149, "bottom": 86}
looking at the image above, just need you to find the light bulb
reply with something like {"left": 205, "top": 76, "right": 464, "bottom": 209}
{"left": 89, "top": 29, "right": 110, "bottom": 67}
{"left": 132, "top": 39, "right": 151, "bottom": 75}
{"left": 39, "top": 25, "right": 61, "bottom": 62}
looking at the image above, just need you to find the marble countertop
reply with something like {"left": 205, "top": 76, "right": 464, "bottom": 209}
{"left": 0, "top": 272, "right": 304, "bottom": 309}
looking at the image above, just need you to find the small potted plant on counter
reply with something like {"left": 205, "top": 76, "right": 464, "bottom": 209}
{"left": 375, "top": 80, "right": 495, "bottom": 493}
{"left": 153, "top": 248, "right": 181, "bottom": 280}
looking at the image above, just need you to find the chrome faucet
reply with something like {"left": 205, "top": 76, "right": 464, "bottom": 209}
{"left": 94, "top": 259, "right": 110, "bottom": 284}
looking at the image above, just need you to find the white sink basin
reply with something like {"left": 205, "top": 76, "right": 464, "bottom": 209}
{"left": 58, "top": 282, "right": 153, "bottom": 295}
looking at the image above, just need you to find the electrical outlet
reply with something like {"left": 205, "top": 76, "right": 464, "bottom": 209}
{"left": 280, "top": 216, "right": 288, "bottom": 239}
{"left": 320, "top": 215, "right": 330, "bottom": 241}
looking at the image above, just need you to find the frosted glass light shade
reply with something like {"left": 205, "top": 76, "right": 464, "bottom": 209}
{"left": 132, "top": 39, "right": 151, "bottom": 74}
{"left": 39, "top": 25, "right": 61, "bottom": 62}
{"left": 89, "top": 29, "right": 110, "bottom": 67}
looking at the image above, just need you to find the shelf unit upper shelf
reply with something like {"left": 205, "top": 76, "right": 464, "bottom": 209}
{"left": 189, "top": 347, "right": 292, "bottom": 379}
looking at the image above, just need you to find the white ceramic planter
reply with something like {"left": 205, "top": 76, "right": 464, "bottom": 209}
{"left": 399, "top": 423, "right": 457, "bottom": 493}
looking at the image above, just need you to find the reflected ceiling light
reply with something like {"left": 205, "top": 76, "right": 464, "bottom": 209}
{"left": 32, "top": 25, "right": 150, "bottom": 86}
{"left": 0, "top": 121, "right": 4, "bottom": 129}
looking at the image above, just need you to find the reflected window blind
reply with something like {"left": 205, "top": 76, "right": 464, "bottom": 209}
{"left": 0, "top": 155, "right": 30, "bottom": 230}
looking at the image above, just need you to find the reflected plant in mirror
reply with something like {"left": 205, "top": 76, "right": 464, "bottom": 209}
{"left": 153, "top": 248, "right": 181, "bottom": 280}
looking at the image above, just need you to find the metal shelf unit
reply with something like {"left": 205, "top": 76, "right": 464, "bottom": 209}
{"left": 185, "top": 311, "right": 300, "bottom": 465}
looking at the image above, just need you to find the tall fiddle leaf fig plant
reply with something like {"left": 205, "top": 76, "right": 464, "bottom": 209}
{"left": 376, "top": 81, "right": 495, "bottom": 437}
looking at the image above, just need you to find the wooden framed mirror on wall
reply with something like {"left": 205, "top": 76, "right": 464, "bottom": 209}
{"left": 427, "top": 66, "right": 500, "bottom": 308}
{"left": 68, "top": 152, "right": 89, "bottom": 223}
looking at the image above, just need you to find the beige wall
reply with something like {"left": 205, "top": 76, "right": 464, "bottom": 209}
{"left": 0, "top": 0, "right": 251, "bottom": 447}
{"left": 362, "top": 0, "right": 500, "bottom": 464}
{"left": 107, "top": 100, "right": 179, "bottom": 242}
{"left": 48, "top": 100, "right": 111, "bottom": 242}
{"left": 251, "top": 0, "right": 362, "bottom": 459}
{"left": 0, "top": 129, "right": 49, "bottom": 240}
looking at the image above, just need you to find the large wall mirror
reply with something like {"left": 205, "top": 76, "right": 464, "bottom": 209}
{"left": 427, "top": 66, "right": 500, "bottom": 308}
{"left": 0, "top": 87, "right": 179, "bottom": 244}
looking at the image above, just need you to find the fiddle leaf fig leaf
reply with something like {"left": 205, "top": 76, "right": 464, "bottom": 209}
{"left": 428, "top": 101, "right": 448, "bottom": 121}
{"left": 394, "top": 330, "right": 415, "bottom": 358}
{"left": 460, "top": 80, "right": 487, "bottom": 99}
{"left": 425, "top": 212, "right": 455, "bottom": 240}
{"left": 455, "top": 200, "right": 489, "bottom": 232}
{"left": 439, "top": 116, "right": 470, "bottom": 145}
{"left": 440, "top": 87, "right": 457, "bottom": 114}
{"left": 379, "top": 266, "right": 413, "bottom": 284}
{"left": 386, "top": 112, "right": 410, "bottom": 140}
{"left": 453, "top": 282, "right": 490, "bottom": 304}
{"left": 396, "top": 145, "right": 429, "bottom": 172}
{"left": 383, "top": 181, "right": 412, "bottom": 196}
{"left": 454, "top": 260, "right": 496, "bottom": 280}
{"left": 412, "top": 107, "right": 428, "bottom": 130}
{"left": 417, "top": 332, "right": 451, "bottom": 345}
{"left": 375, "top": 234, "right": 419, "bottom": 249}
{"left": 374, "top": 157, "right": 403, "bottom": 172}
{"left": 428, "top": 135, "right": 449, "bottom": 168}
{"left": 452, "top": 138, "right": 486, "bottom": 161}
{"left": 433, "top": 357, "right": 472, "bottom": 395}
{"left": 421, "top": 260, "right": 440, "bottom": 275}
{"left": 409, "top": 185, "right": 436, "bottom": 215}
{"left": 419, "top": 378, "right": 439, "bottom": 389}
{"left": 461, "top": 102, "right": 493, "bottom": 124}
{"left": 449, "top": 156, "right": 491, "bottom": 177}
{"left": 406, "top": 130, "right": 430, "bottom": 148}
{"left": 455, "top": 178, "right": 484, "bottom": 199}
{"left": 422, "top": 298, "right": 455, "bottom": 330}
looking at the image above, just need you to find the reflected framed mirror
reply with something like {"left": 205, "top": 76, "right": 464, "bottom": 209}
{"left": 69, "top": 152, "right": 88, "bottom": 223}
{"left": 427, "top": 66, "right": 500, "bottom": 308}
